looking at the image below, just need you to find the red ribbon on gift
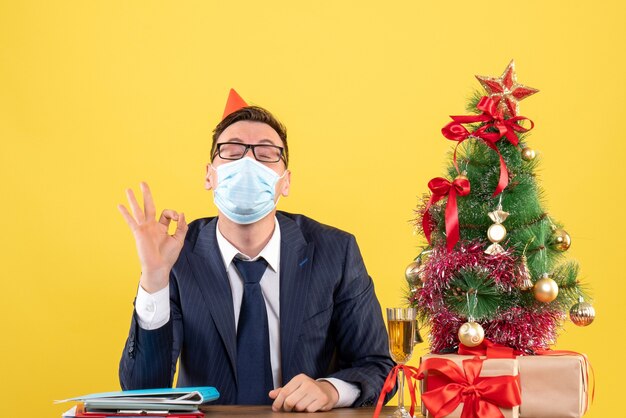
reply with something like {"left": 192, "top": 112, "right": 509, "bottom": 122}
{"left": 373, "top": 364, "right": 420, "bottom": 418}
{"left": 422, "top": 176, "right": 471, "bottom": 252}
{"left": 441, "top": 96, "right": 534, "bottom": 197}
{"left": 417, "top": 356, "right": 522, "bottom": 418}
{"left": 458, "top": 339, "right": 522, "bottom": 359}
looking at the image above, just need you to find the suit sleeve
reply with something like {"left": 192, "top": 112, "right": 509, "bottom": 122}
{"left": 326, "top": 235, "right": 396, "bottom": 407}
{"left": 119, "top": 272, "right": 184, "bottom": 389}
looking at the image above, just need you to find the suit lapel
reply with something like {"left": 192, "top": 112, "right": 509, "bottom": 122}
{"left": 278, "top": 213, "right": 314, "bottom": 384}
{"left": 187, "top": 218, "right": 238, "bottom": 381}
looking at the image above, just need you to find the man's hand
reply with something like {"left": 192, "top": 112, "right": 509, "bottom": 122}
{"left": 269, "top": 374, "right": 339, "bottom": 413}
{"left": 118, "top": 182, "right": 188, "bottom": 293}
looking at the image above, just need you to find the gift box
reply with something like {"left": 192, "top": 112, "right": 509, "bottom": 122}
{"left": 517, "top": 354, "right": 589, "bottom": 418}
{"left": 419, "top": 354, "right": 521, "bottom": 418}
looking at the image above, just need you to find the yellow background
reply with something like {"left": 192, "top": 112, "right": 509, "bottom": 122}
{"left": 1, "top": 1, "right": 623, "bottom": 416}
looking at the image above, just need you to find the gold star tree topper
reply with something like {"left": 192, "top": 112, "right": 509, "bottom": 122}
{"left": 475, "top": 60, "right": 539, "bottom": 117}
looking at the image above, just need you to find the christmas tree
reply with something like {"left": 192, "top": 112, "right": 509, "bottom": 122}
{"left": 407, "top": 60, "right": 595, "bottom": 354}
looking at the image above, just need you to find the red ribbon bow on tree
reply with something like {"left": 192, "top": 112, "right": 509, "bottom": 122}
{"left": 422, "top": 176, "right": 471, "bottom": 252}
{"left": 417, "top": 357, "right": 522, "bottom": 418}
{"left": 441, "top": 96, "right": 534, "bottom": 197}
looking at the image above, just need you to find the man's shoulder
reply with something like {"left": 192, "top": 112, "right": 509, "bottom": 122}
{"left": 184, "top": 216, "right": 217, "bottom": 245}
{"left": 277, "top": 211, "right": 354, "bottom": 243}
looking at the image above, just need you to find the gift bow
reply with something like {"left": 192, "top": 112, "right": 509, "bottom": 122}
{"left": 417, "top": 357, "right": 522, "bottom": 418}
{"left": 422, "top": 176, "right": 471, "bottom": 252}
{"left": 372, "top": 364, "right": 419, "bottom": 418}
{"left": 441, "top": 96, "right": 534, "bottom": 197}
{"left": 458, "top": 339, "right": 521, "bottom": 359}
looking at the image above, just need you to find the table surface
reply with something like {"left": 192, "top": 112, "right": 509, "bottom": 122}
{"left": 200, "top": 405, "right": 426, "bottom": 417}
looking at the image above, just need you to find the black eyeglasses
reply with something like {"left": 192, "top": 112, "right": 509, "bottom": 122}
{"left": 213, "top": 142, "right": 285, "bottom": 163}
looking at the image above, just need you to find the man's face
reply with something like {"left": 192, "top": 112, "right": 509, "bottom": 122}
{"left": 205, "top": 120, "right": 290, "bottom": 201}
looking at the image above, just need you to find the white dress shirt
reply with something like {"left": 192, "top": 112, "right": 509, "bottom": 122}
{"left": 135, "top": 217, "right": 360, "bottom": 407}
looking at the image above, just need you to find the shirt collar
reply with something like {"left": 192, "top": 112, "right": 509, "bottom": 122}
{"left": 215, "top": 217, "right": 281, "bottom": 273}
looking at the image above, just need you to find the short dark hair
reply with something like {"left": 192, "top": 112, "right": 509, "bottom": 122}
{"left": 211, "top": 106, "right": 289, "bottom": 167}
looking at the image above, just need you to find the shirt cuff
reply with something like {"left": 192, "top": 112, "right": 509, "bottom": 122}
{"left": 135, "top": 284, "right": 170, "bottom": 330}
{"left": 317, "top": 378, "right": 361, "bottom": 408}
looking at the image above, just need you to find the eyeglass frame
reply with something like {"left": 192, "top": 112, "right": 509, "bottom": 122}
{"left": 212, "top": 142, "right": 286, "bottom": 164}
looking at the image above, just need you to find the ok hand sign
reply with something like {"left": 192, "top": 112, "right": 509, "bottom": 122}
{"left": 118, "top": 182, "right": 188, "bottom": 293}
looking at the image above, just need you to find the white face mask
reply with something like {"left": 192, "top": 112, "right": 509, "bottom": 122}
{"left": 212, "top": 158, "right": 287, "bottom": 225}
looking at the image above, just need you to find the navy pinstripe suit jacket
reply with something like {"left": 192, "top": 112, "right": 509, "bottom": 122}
{"left": 119, "top": 211, "right": 394, "bottom": 406}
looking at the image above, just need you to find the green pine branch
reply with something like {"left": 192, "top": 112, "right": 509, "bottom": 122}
{"left": 445, "top": 268, "right": 512, "bottom": 320}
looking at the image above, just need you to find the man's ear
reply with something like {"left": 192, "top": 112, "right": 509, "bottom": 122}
{"left": 205, "top": 163, "right": 215, "bottom": 190}
{"left": 280, "top": 170, "right": 291, "bottom": 197}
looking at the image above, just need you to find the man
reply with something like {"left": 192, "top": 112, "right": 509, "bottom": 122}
{"left": 118, "top": 89, "right": 394, "bottom": 412}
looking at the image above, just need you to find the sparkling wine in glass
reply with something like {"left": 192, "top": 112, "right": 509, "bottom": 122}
{"left": 386, "top": 308, "right": 416, "bottom": 418}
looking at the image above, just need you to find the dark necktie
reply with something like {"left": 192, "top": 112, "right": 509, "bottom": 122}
{"left": 233, "top": 257, "right": 273, "bottom": 405}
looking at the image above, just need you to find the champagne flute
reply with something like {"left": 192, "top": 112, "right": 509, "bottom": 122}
{"left": 387, "top": 308, "right": 416, "bottom": 418}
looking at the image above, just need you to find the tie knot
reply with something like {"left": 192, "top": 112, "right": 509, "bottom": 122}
{"left": 233, "top": 257, "right": 268, "bottom": 284}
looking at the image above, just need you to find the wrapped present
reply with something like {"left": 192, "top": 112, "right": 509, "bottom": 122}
{"left": 455, "top": 341, "right": 593, "bottom": 417}
{"left": 418, "top": 354, "right": 521, "bottom": 418}
{"left": 457, "top": 341, "right": 592, "bottom": 417}
{"left": 517, "top": 353, "right": 590, "bottom": 418}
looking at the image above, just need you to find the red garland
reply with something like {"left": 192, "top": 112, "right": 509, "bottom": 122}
{"left": 422, "top": 176, "right": 471, "bottom": 252}
{"left": 441, "top": 96, "right": 534, "bottom": 197}
{"left": 414, "top": 244, "right": 563, "bottom": 353}
{"left": 372, "top": 365, "right": 419, "bottom": 418}
{"left": 417, "top": 356, "right": 522, "bottom": 418}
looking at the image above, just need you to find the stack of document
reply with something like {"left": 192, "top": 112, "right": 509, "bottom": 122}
{"left": 56, "top": 387, "right": 219, "bottom": 417}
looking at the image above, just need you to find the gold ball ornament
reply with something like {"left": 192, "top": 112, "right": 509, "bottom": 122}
{"left": 458, "top": 321, "right": 485, "bottom": 347}
{"left": 534, "top": 274, "right": 559, "bottom": 303}
{"left": 569, "top": 298, "right": 596, "bottom": 327}
{"left": 521, "top": 147, "right": 536, "bottom": 161}
{"left": 551, "top": 229, "right": 571, "bottom": 251}
{"left": 405, "top": 261, "right": 424, "bottom": 284}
